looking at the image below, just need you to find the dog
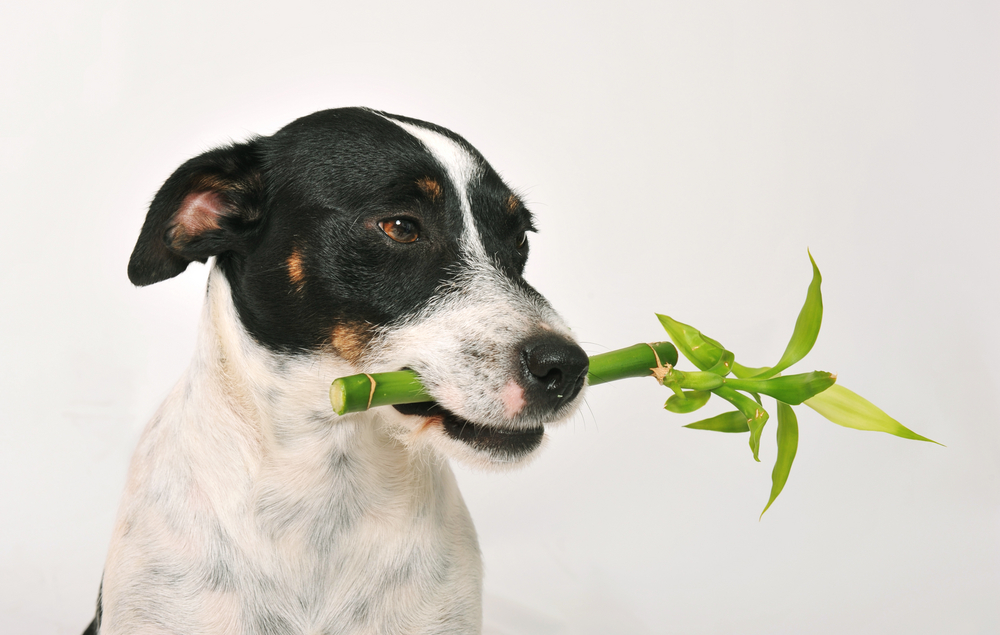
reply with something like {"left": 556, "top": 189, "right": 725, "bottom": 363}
{"left": 85, "top": 107, "right": 589, "bottom": 634}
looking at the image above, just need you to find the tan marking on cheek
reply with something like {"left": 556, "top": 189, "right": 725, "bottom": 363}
{"left": 287, "top": 248, "right": 305, "bottom": 292}
{"left": 506, "top": 193, "right": 520, "bottom": 212}
{"left": 416, "top": 177, "right": 443, "bottom": 202}
{"left": 404, "top": 415, "right": 443, "bottom": 444}
{"left": 421, "top": 416, "right": 444, "bottom": 433}
{"left": 330, "top": 322, "right": 374, "bottom": 365}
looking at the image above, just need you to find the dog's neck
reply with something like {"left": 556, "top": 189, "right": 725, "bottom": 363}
{"left": 151, "top": 266, "right": 459, "bottom": 531}
{"left": 102, "top": 266, "right": 484, "bottom": 633}
{"left": 190, "top": 266, "right": 347, "bottom": 441}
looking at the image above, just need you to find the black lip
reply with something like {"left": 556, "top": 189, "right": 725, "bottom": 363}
{"left": 393, "top": 401, "right": 544, "bottom": 459}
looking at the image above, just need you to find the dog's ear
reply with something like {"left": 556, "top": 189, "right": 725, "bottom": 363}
{"left": 128, "top": 139, "right": 265, "bottom": 286}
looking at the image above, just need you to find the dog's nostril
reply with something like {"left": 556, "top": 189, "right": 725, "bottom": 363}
{"left": 526, "top": 352, "right": 559, "bottom": 383}
{"left": 532, "top": 366, "right": 564, "bottom": 393}
{"left": 521, "top": 334, "right": 589, "bottom": 405}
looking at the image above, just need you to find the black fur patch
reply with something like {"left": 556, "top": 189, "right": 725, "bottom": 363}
{"left": 130, "top": 108, "right": 536, "bottom": 355}
{"left": 81, "top": 578, "right": 102, "bottom": 635}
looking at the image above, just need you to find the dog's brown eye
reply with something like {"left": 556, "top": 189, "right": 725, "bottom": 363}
{"left": 380, "top": 218, "right": 420, "bottom": 243}
{"left": 516, "top": 232, "right": 528, "bottom": 249}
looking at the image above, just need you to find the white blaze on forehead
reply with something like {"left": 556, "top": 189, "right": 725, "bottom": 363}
{"left": 381, "top": 116, "right": 489, "bottom": 261}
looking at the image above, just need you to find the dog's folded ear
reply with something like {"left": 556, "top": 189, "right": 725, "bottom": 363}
{"left": 128, "top": 140, "right": 265, "bottom": 286}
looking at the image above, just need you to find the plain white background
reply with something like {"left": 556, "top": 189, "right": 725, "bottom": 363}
{"left": 1, "top": 1, "right": 997, "bottom": 633}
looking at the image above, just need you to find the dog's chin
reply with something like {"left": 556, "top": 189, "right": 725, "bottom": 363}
{"left": 392, "top": 401, "right": 547, "bottom": 469}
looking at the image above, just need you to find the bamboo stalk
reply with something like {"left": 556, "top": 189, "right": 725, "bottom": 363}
{"left": 586, "top": 341, "right": 678, "bottom": 385}
{"left": 323, "top": 254, "right": 939, "bottom": 518}
{"left": 330, "top": 371, "right": 432, "bottom": 416}
{"left": 329, "top": 341, "right": 679, "bottom": 416}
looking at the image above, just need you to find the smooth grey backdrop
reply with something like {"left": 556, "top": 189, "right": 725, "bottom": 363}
{"left": 1, "top": 1, "right": 997, "bottom": 633}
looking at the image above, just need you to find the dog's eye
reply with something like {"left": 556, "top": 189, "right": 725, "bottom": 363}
{"left": 516, "top": 231, "right": 528, "bottom": 249}
{"left": 380, "top": 218, "right": 420, "bottom": 244}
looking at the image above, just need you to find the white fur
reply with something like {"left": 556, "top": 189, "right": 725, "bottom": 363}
{"left": 381, "top": 115, "right": 488, "bottom": 263}
{"left": 101, "top": 270, "right": 483, "bottom": 634}
{"left": 374, "top": 115, "right": 582, "bottom": 461}
{"left": 369, "top": 261, "right": 578, "bottom": 451}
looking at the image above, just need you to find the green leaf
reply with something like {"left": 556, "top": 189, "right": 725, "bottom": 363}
{"left": 665, "top": 390, "right": 712, "bottom": 413}
{"left": 656, "top": 314, "right": 728, "bottom": 371}
{"left": 725, "top": 371, "right": 836, "bottom": 405}
{"left": 683, "top": 410, "right": 750, "bottom": 433}
{"left": 761, "top": 402, "right": 799, "bottom": 518}
{"left": 674, "top": 370, "right": 725, "bottom": 391}
{"left": 714, "top": 386, "right": 769, "bottom": 460}
{"left": 804, "top": 385, "right": 940, "bottom": 444}
{"left": 707, "top": 350, "right": 735, "bottom": 377}
{"left": 732, "top": 362, "right": 770, "bottom": 379}
{"left": 757, "top": 252, "right": 823, "bottom": 379}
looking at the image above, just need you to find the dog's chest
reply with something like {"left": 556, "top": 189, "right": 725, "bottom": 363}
{"left": 101, "top": 389, "right": 483, "bottom": 634}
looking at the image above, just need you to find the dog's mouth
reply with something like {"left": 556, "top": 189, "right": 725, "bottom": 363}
{"left": 393, "top": 401, "right": 545, "bottom": 460}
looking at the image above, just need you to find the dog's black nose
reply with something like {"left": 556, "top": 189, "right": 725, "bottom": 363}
{"left": 520, "top": 333, "right": 589, "bottom": 409}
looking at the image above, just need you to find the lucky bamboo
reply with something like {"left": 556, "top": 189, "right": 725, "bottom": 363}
{"left": 327, "top": 253, "right": 937, "bottom": 515}
{"left": 330, "top": 341, "right": 680, "bottom": 416}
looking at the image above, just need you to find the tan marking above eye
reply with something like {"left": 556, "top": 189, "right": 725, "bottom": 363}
{"left": 416, "top": 177, "right": 443, "bottom": 202}
{"left": 380, "top": 218, "right": 420, "bottom": 243}
{"left": 506, "top": 193, "right": 520, "bottom": 212}
{"left": 287, "top": 248, "right": 305, "bottom": 291}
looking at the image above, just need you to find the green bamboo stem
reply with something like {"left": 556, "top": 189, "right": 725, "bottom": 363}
{"left": 586, "top": 341, "right": 678, "bottom": 385}
{"left": 330, "top": 371, "right": 433, "bottom": 416}
{"left": 329, "top": 341, "right": 680, "bottom": 416}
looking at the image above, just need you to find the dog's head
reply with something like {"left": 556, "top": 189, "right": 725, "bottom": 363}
{"left": 130, "top": 108, "right": 588, "bottom": 468}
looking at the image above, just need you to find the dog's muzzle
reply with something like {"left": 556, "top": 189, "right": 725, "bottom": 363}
{"left": 395, "top": 334, "right": 589, "bottom": 461}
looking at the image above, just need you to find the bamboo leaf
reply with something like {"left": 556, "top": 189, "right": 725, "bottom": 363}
{"left": 665, "top": 390, "right": 712, "bottom": 413}
{"left": 732, "top": 362, "right": 771, "bottom": 379}
{"left": 757, "top": 252, "right": 823, "bottom": 379}
{"left": 656, "top": 314, "right": 728, "bottom": 371}
{"left": 674, "top": 370, "right": 725, "bottom": 391}
{"left": 725, "top": 371, "right": 836, "bottom": 405}
{"left": 707, "top": 350, "right": 735, "bottom": 377}
{"left": 761, "top": 402, "right": 799, "bottom": 518}
{"left": 683, "top": 410, "right": 750, "bottom": 433}
{"left": 804, "top": 385, "right": 940, "bottom": 444}
{"left": 714, "top": 386, "right": 769, "bottom": 460}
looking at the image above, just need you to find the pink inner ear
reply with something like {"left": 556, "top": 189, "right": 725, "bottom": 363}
{"left": 174, "top": 190, "right": 226, "bottom": 237}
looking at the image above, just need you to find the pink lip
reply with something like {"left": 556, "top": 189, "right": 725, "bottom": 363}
{"left": 500, "top": 380, "right": 526, "bottom": 419}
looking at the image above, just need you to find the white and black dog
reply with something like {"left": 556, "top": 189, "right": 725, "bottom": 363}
{"left": 86, "top": 108, "right": 589, "bottom": 634}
